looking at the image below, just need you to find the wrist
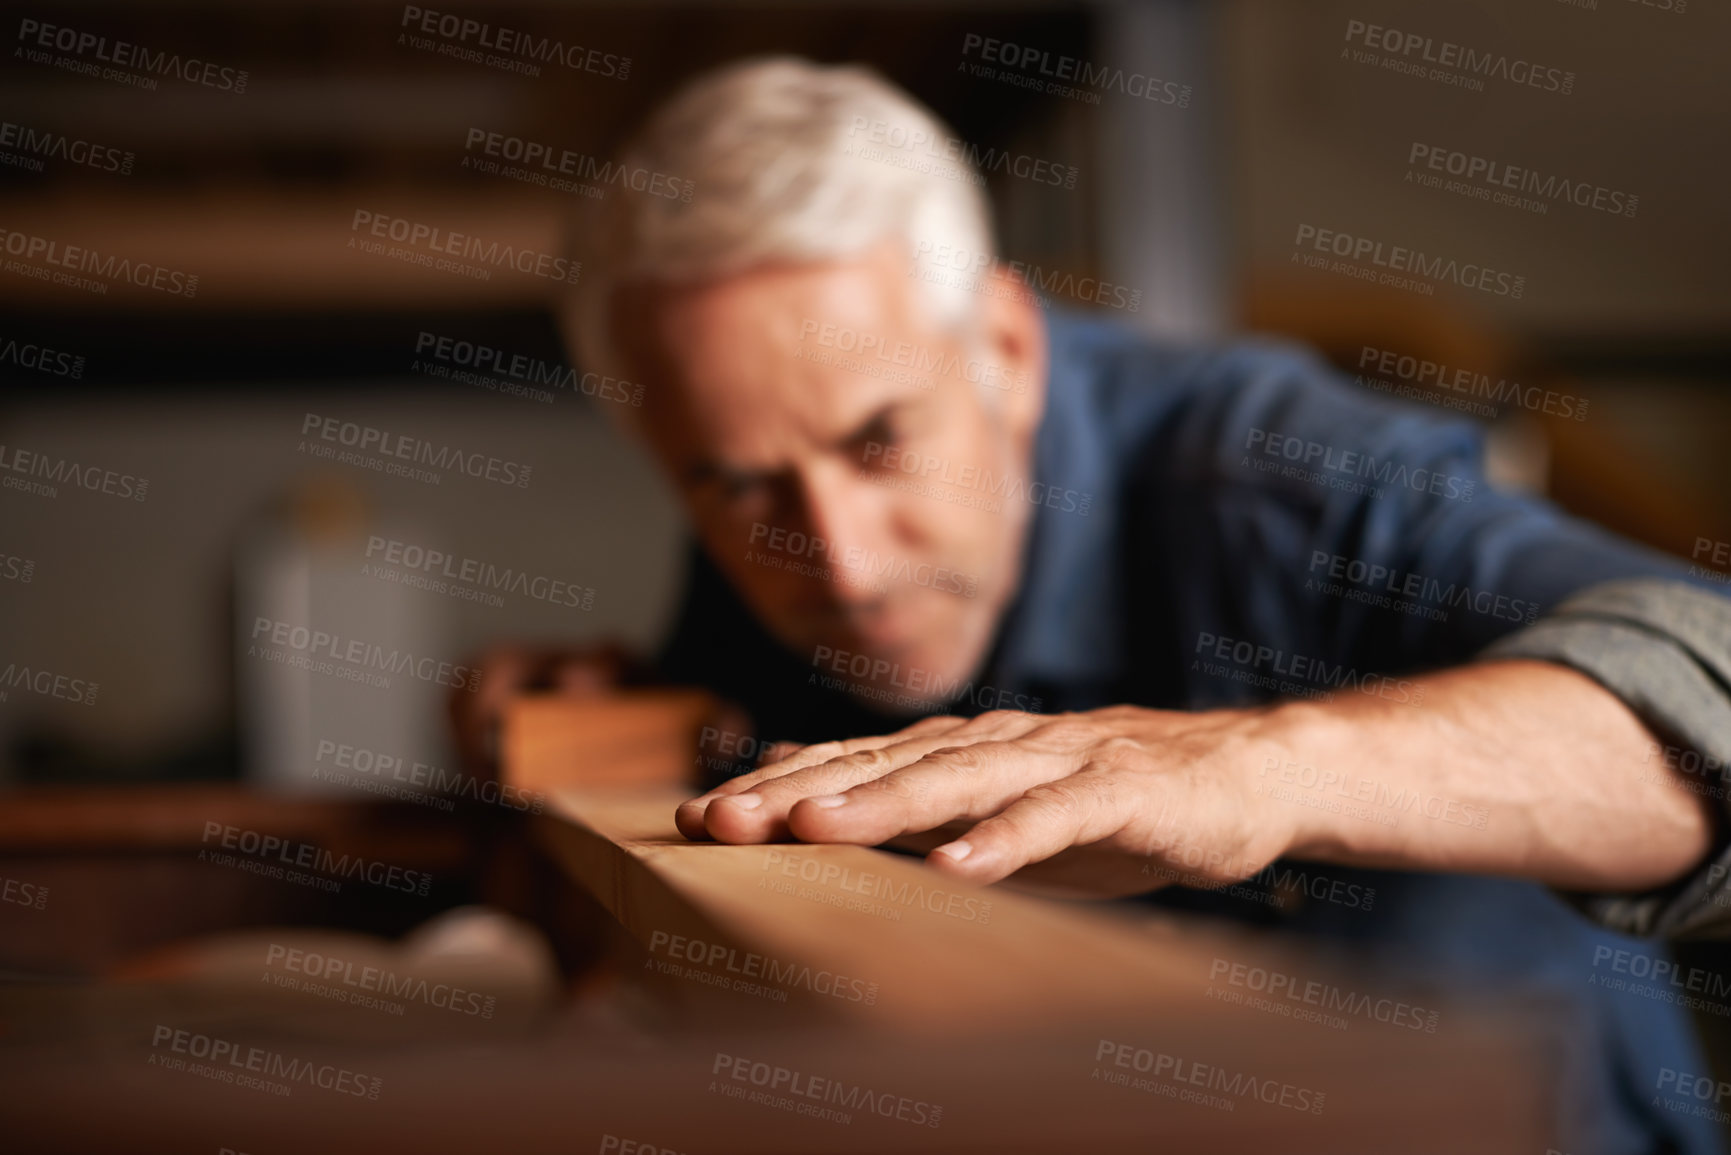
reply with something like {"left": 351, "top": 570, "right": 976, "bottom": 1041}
{"left": 1247, "top": 698, "right": 1360, "bottom": 862}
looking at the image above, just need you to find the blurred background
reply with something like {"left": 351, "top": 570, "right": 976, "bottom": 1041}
{"left": 3, "top": 0, "right": 1728, "bottom": 788}
{"left": 3, "top": 3, "right": 1731, "bottom": 1146}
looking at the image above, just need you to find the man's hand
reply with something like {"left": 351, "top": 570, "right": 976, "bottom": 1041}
{"left": 675, "top": 662, "right": 1717, "bottom": 900}
{"left": 673, "top": 705, "right": 1306, "bottom": 898}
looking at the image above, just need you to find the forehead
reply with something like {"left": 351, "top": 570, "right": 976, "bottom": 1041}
{"left": 624, "top": 249, "right": 941, "bottom": 470}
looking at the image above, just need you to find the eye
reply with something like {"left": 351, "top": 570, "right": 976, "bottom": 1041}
{"left": 703, "top": 471, "right": 784, "bottom": 521}
{"left": 721, "top": 476, "right": 767, "bottom": 504}
{"left": 853, "top": 409, "right": 906, "bottom": 461}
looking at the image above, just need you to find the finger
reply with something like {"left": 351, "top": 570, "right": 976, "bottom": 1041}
{"left": 694, "top": 701, "right": 755, "bottom": 770}
{"left": 924, "top": 767, "right": 1129, "bottom": 885}
{"left": 760, "top": 740, "right": 805, "bottom": 765}
{"left": 784, "top": 737, "right": 1076, "bottom": 846}
{"left": 758, "top": 714, "right": 973, "bottom": 779}
{"left": 756, "top": 707, "right": 1039, "bottom": 797}
{"left": 715, "top": 710, "right": 1046, "bottom": 842}
{"left": 882, "top": 819, "right": 974, "bottom": 856}
{"left": 550, "top": 656, "right": 620, "bottom": 695}
{"left": 675, "top": 715, "right": 968, "bottom": 840}
{"left": 699, "top": 722, "right": 986, "bottom": 844}
{"left": 675, "top": 738, "right": 846, "bottom": 839}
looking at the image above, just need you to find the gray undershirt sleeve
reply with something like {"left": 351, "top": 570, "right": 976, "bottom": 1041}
{"left": 1480, "top": 578, "right": 1731, "bottom": 940}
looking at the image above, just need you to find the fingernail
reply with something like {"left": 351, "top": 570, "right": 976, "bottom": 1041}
{"left": 719, "top": 794, "right": 762, "bottom": 810}
{"left": 804, "top": 795, "right": 848, "bottom": 809}
{"left": 933, "top": 840, "right": 972, "bottom": 862}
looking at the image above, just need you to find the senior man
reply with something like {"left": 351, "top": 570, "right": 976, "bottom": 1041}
{"left": 478, "top": 58, "right": 1731, "bottom": 1152}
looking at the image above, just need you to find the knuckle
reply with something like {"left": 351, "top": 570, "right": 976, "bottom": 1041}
{"left": 1019, "top": 781, "right": 1082, "bottom": 813}
{"left": 1028, "top": 717, "right": 1096, "bottom": 748}
{"left": 1095, "top": 735, "right": 1146, "bottom": 763}
{"left": 788, "top": 740, "right": 843, "bottom": 766}
{"left": 856, "top": 771, "right": 922, "bottom": 803}
{"left": 752, "top": 768, "right": 827, "bottom": 798}
{"left": 721, "top": 771, "right": 773, "bottom": 792}
{"left": 924, "top": 745, "right": 987, "bottom": 774}
{"left": 907, "top": 715, "right": 962, "bottom": 735}
{"left": 837, "top": 747, "right": 898, "bottom": 778}
{"left": 1035, "top": 772, "right": 1119, "bottom": 814}
{"left": 956, "top": 711, "right": 1021, "bottom": 739}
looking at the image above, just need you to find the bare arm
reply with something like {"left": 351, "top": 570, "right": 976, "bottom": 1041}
{"left": 1274, "top": 659, "right": 1712, "bottom": 892}
{"left": 674, "top": 658, "right": 1715, "bottom": 902}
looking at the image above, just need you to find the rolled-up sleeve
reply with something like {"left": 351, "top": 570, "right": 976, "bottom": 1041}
{"left": 1483, "top": 578, "right": 1731, "bottom": 939}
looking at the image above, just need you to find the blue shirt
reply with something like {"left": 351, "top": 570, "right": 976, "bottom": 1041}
{"left": 658, "top": 309, "right": 1725, "bottom": 1155}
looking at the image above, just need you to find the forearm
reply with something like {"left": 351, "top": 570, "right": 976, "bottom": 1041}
{"left": 1273, "top": 659, "right": 1715, "bottom": 891}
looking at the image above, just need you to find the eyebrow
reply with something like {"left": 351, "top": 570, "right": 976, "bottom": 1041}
{"left": 683, "top": 461, "right": 753, "bottom": 489}
{"left": 681, "top": 402, "right": 903, "bottom": 491}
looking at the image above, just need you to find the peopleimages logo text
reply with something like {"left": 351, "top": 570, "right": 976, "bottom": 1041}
{"left": 364, "top": 535, "right": 594, "bottom": 610}
{"left": 463, "top": 128, "right": 690, "bottom": 200}
{"left": 0, "top": 120, "right": 134, "bottom": 175}
{"left": 0, "top": 227, "right": 198, "bottom": 297}
{"left": 1244, "top": 427, "right": 1477, "bottom": 502}
{"left": 249, "top": 616, "right": 482, "bottom": 693}
{"left": 1356, "top": 345, "right": 1589, "bottom": 422}
{"left": 266, "top": 943, "right": 497, "bottom": 1017}
{"left": 299, "top": 413, "right": 532, "bottom": 488}
{"left": 1407, "top": 143, "right": 1636, "bottom": 218}
{"left": 1293, "top": 224, "right": 1523, "bottom": 299}
{"left": 1342, "top": 19, "right": 1574, "bottom": 95}
{"left": 1307, "top": 549, "right": 1540, "bottom": 625}
{"left": 0, "top": 662, "right": 99, "bottom": 705}
{"left": 150, "top": 1026, "right": 381, "bottom": 1098}
{"left": 960, "top": 34, "right": 1191, "bottom": 106}
{"left": 398, "top": 6, "right": 629, "bottom": 79}
{"left": 349, "top": 211, "right": 580, "bottom": 283}
{"left": 0, "top": 443, "right": 147, "bottom": 500}
{"left": 0, "top": 335, "right": 85, "bottom": 379}
{"left": 201, "top": 821, "right": 433, "bottom": 896}
{"left": 16, "top": 18, "right": 249, "bottom": 92}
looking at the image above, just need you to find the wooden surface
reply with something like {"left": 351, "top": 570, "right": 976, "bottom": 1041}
{"left": 538, "top": 785, "right": 1215, "bottom": 1030}
{"left": 0, "top": 779, "right": 1561, "bottom": 1152}
{"left": 524, "top": 785, "right": 1557, "bottom": 1150}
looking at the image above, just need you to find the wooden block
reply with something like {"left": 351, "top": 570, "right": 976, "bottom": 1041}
{"left": 501, "top": 690, "right": 718, "bottom": 793}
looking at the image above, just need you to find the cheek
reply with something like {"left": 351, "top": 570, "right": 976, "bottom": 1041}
{"left": 886, "top": 496, "right": 1001, "bottom": 599}
{"left": 889, "top": 493, "right": 967, "bottom": 555}
{"left": 697, "top": 515, "right": 782, "bottom": 592}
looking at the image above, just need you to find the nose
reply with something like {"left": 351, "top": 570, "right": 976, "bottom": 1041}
{"left": 795, "top": 458, "right": 893, "bottom": 607}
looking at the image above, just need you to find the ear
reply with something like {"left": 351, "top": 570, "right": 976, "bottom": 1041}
{"left": 977, "top": 265, "right": 1048, "bottom": 451}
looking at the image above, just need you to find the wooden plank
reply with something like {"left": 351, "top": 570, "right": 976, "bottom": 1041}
{"left": 527, "top": 785, "right": 1555, "bottom": 1150}
{"left": 537, "top": 786, "right": 1215, "bottom": 1030}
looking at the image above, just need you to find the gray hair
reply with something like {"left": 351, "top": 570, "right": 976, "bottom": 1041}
{"left": 570, "top": 56, "right": 997, "bottom": 384}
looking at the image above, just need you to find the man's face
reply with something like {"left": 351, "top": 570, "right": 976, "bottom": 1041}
{"left": 611, "top": 242, "right": 1047, "bottom": 709}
